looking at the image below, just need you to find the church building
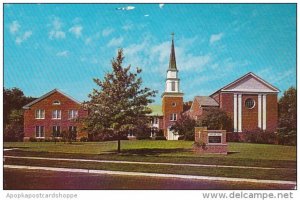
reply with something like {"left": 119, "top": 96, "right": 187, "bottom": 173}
{"left": 157, "top": 34, "right": 279, "bottom": 140}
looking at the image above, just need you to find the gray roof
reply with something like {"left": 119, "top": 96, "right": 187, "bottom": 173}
{"left": 195, "top": 96, "right": 219, "bottom": 107}
{"left": 23, "top": 88, "right": 81, "bottom": 109}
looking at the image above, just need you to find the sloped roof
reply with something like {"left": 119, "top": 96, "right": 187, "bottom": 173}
{"left": 211, "top": 72, "right": 280, "bottom": 96}
{"left": 147, "top": 105, "right": 163, "bottom": 116}
{"left": 195, "top": 96, "right": 219, "bottom": 107}
{"left": 23, "top": 89, "right": 81, "bottom": 109}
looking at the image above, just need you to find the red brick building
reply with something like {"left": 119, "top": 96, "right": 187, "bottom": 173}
{"left": 189, "top": 72, "right": 280, "bottom": 134}
{"left": 158, "top": 35, "right": 279, "bottom": 140}
{"left": 23, "top": 89, "right": 88, "bottom": 141}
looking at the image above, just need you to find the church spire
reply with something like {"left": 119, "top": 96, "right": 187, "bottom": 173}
{"left": 169, "top": 33, "right": 177, "bottom": 71}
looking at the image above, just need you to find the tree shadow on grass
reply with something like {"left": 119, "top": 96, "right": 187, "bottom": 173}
{"left": 106, "top": 148, "right": 190, "bottom": 156}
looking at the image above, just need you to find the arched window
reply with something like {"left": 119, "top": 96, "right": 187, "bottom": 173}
{"left": 53, "top": 100, "right": 61, "bottom": 105}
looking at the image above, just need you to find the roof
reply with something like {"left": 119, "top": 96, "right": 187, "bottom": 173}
{"left": 195, "top": 96, "right": 219, "bottom": 107}
{"left": 23, "top": 89, "right": 82, "bottom": 109}
{"left": 168, "top": 33, "right": 177, "bottom": 71}
{"left": 147, "top": 105, "right": 163, "bottom": 116}
{"left": 210, "top": 72, "right": 280, "bottom": 96}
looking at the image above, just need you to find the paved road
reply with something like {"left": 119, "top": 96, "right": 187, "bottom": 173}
{"left": 4, "top": 168, "right": 294, "bottom": 190}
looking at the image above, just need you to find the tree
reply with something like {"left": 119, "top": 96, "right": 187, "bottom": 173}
{"left": 84, "top": 49, "right": 156, "bottom": 153}
{"left": 278, "top": 87, "right": 297, "bottom": 145}
{"left": 170, "top": 113, "right": 196, "bottom": 140}
{"left": 3, "top": 87, "right": 35, "bottom": 126}
{"left": 4, "top": 109, "right": 24, "bottom": 141}
{"left": 197, "top": 108, "right": 232, "bottom": 131}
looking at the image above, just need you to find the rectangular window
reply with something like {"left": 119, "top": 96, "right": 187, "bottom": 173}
{"left": 171, "top": 81, "right": 175, "bottom": 91}
{"left": 68, "top": 110, "right": 78, "bottom": 119}
{"left": 52, "top": 110, "right": 61, "bottom": 119}
{"left": 35, "top": 109, "right": 45, "bottom": 119}
{"left": 52, "top": 126, "right": 61, "bottom": 137}
{"left": 35, "top": 126, "right": 45, "bottom": 138}
{"left": 153, "top": 117, "right": 158, "bottom": 124}
{"left": 68, "top": 126, "right": 77, "bottom": 132}
{"left": 169, "top": 113, "right": 177, "bottom": 121}
{"left": 208, "top": 136, "right": 222, "bottom": 144}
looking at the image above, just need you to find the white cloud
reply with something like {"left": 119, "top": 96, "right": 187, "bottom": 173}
{"left": 9, "top": 21, "right": 20, "bottom": 34}
{"left": 107, "top": 37, "right": 124, "bottom": 47}
{"left": 102, "top": 27, "right": 114, "bottom": 37}
{"left": 116, "top": 6, "right": 135, "bottom": 11}
{"left": 209, "top": 33, "right": 224, "bottom": 44}
{"left": 159, "top": 4, "right": 164, "bottom": 9}
{"left": 49, "top": 30, "right": 65, "bottom": 39}
{"left": 144, "top": 14, "right": 150, "bottom": 17}
{"left": 15, "top": 31, "right": 32, "bottom": 45}
{"left": 56, "top": 50, "right": 69, "bottom": 57}
{"left": 85, "top": 37, "right": 92, "bottom": 45}
{"left": 48, "top": 17, "right": 66, "bottom": 40}
{"left": 122, "top": 23, "right": 133, "bottom": 31}
{"left": 69, "top": 25, "right": 83, "bottom": 38}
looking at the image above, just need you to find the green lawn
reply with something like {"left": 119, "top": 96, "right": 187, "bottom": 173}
{"left": 4, "top": 140, "right": 297, "bottom": 182}
{"left": 4, "top": 140, "right": 296, "bottom": 161}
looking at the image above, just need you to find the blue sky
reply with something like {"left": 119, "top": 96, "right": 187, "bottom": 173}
{"left": 4, "top": 3, "right": 296, "bottom": 103}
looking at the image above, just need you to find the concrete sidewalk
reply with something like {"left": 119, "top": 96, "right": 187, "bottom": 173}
{"left": 4, "top": 155, "right": 294, "bottom": 170}
{"left": 4, "top": 164, "right": 296, "bottom": 186}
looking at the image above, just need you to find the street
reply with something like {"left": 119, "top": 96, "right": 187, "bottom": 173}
{"left": 4, "top": 168, "right": 294, "bottom": 190}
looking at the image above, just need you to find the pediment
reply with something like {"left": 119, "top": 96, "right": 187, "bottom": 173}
{"left": 221, "top": 73, "right": 279, "bottom": 93}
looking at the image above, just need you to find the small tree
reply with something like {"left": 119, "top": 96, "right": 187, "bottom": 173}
{"left": 197, "top": 108, "right": 232, "bottom": 131}
{"left": 4, "top": 110, "right": 24, "bottom": 142}
{"left": 278, "top": 87, "right": 297, "bottom": 145}
{"left": 170, "top": 114, "right": 196, "bottom": 140}
{"left": 84, "top": 49, "right": 156, "bottom": 153}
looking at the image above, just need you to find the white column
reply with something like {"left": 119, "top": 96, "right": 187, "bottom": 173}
{"left": 258, "top": 94, "right": 262, "bottom": 129}
{"left": 238, "top": 94, "right": 242, "bottom": 132}
{"left": 233, "top": 94, "right": 237, "bottom": 132}
{"left": 262, "top": 94, "right": 267, "bottom": 130}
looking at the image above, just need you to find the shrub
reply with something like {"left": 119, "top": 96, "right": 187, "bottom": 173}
{"left": 244, "top": 129, "right": 278, "bottom": 144}
{"left": 29, "top": 137, "right": 37, "bottom": 142}
{"left": 154, "top": 136, "right": 166, "bottom": 140}
{"left": 136, "top": 136, "right": 151, "bottom": 140}
{"left": 80, "top": 137, "right": 88, "bottom": 142}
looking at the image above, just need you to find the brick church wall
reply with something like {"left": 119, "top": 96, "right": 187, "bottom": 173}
{"left": 24, "top": 91, "right": 88, "bottom": 141}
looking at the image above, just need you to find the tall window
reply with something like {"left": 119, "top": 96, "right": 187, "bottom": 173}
{"left": 69, "top": 126, "right": 77, "bottom": 132}
{"left": 52, "top": 110, "right": 61, "bottom": 119}
{"left": 153, "top": 117, "right": 159, "bottom": 124}
{"left": 52, "top": 126, "right": 61, "bottom": 137}
{"left": 35, "top": 109, "right": 45, "bottom": 119}
{"left": 170, "top": 113, "right": 177, "bottom": 121}
{"left": 68, "top": 110, "right": 78, "bottom": 119}
{"left": 171, "top": 81, "right": 176, "bottom": 91}
{"left": 35, "top": 126, "right": 45, "bottom": 138}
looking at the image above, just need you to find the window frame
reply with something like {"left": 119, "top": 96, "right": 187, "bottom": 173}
{"left": 35, "top": 126, "right": 45, "bottom": 138}
{"left": 245, "top": 98, "right": 255, "bottom": 109}
{"left": 68, "top": 110, "right": 78, "bottom": 119}
{"left": 52, "top": 125, "right": 61, "bottom": 137}
{"left": 52, "top": 110, "right": 61, "bottom": 119}
{"left": 169, "top": 113, "right": 177, "bottom": 121}
{"left": 35, "top": 109, "right": 45, "bottom": 119}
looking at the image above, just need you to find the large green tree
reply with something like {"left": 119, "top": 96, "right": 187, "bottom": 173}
{"left": 278, "top": 87, "right": 297, "bottom": 145}
{"left": 170, "top": 113, "right": 196, "bottom": 140}
{"left": 84, "top": 49, "right": 156, "bottom": 152}
{"left": 197, "top": 108, "right": 233, "bottom": 131}
{"left": 3, "top": 87, "right": 35, "bottom": 141}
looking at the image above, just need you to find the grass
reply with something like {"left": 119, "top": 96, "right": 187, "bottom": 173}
{"left": 4, "top": 140, "right": 296, "bottom": 160}
{"left": 4, "top": 140, "right": 297, "bottom": 183}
